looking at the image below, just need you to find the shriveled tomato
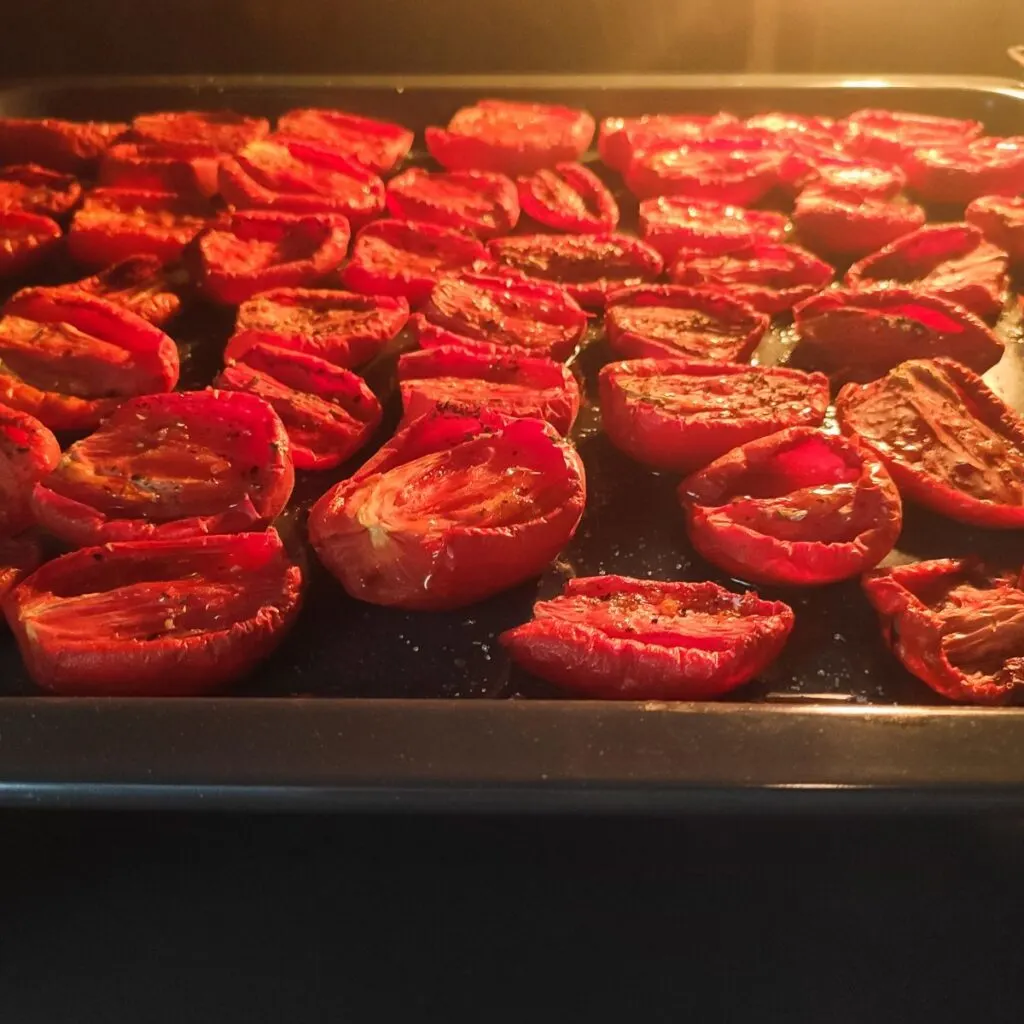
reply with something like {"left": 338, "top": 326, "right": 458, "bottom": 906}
{"left": 516, "top": 162, "right": 618, "bottom": 234}
{"left": 670, "top": 242, "right": 833, "bottom": 315}
{"left": 215, "top": 343, "right": 381, "bottom": 471}
{"left": 793, "top": 287, "right": 1004, "bottom": 383}
{"left": 2, "top": 530, "right": 301, "bottom": 697}
{"left": 276, "top": 108, "right": 413, "bottom": 175}
{"left": 487, "top": 233, "right": 662, "bottom": 308}
{"left": 810, "top": 161, "right": 906, "bottom": 199}
{"left": 98, "top": 142, "right": 207, "bottom": 197}
{"left": 0, "top": 118, "right": 127, "bottom": 174}
{"left": 309, "top": 407, "right": 586, "bottom": 610}
{"left": 598, "top": 113, "right": 736, "bottom": 172}
{"left": 966, "top": 194, "right": 1024, "bottom": 261}
{"left": 225, "top": 287, "right": 409, "bottom": 369}
{"left": 793, "top": 189, "right": 926, "bottom": 258}
{"left": 0, "top": 402, "right": 60, "bottom": 535}
{"left": 680, "top": 426, "right": 902, "bottom": 587}
{"left": 31, "top": 389, "right": 294, "bottom": 546}
{"left": 744, "top": 112, "right": 838, "bottom": 138}
{"left": 197, "top": 210, "right": 350, "bottom": 306}
{"left": 386, "top": 168, "right": 519, "bottom": 239}
{"left": 600, "top": 359, "right": 829, "bottom": 474}
{"left": 0, "top": 291, "right": 180, "bottom": 431}
{"left": 639, "top": 196, "right": 789, "bottom": 259}
{"left": 398, "top": 342, "right": 580, "bottom": 434}
{"left": 0, "top": 164, "right": 81, "bottom": 218}
{"left": 0, "top": 210, "right": 62, "bottom": 278}
{"left": 845, "top": 223, "right": 1008, "bottom": 320}
{"left": 426, "top": 100, "right": 595, "bottom": 176}
{"left": 341, "top": 219, "right": 491, "bottom": 305}
{"left": 863, "top": 558, "right": 1024, "bottom": 705}
{"left": 131, "top": 110, "right": 269, "bottom": 151}
{"left": 904, "top": 136, "right": 1024, "bottom": 204}
{"left": 836, "top": 357, "right": 1024, "bottom": 529}
{"left": 843, "top": 109, "right": 983, "bottom": 166}
{"left": 0, "top": 533, "right": 43, "bottom": 604}
{"left": 421, "top": 272, "right": 587, "bottom": 360}
{"left": 604, "top": 284, "right": 767, "bottom": 362}
{"left": 500, "top": 575, "right": 794, "bottom": 700}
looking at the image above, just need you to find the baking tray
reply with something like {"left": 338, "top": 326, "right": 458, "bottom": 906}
{"left": 3, "top": 73, "right": 1024, "bottom": 813}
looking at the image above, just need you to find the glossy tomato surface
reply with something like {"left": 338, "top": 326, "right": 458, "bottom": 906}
{"left": 276, "top": 108, "right": 413, "bottom": 174}
{"left": 386, "top": 168, "right": 519, "bottom": 238}
{"left": 598, "top": 113, "right": 736, "bottom": 172}
{"left": 130, "top": 110, "right": 270, "bottom": 154}
{"left": 0, "top": 402, "right": 60, "bottom": 536}
{"left": 0, "top": 533, "right": 44, "bottom": 604}
{"left": 0, "top": 210, "right": 62, "bottom": 278}
{"left": 904, "top": 136, "right": 1024, "bottom": 205}
{"left": 966, "top": 194, "right": 1024, "bottom": 261}
{"left": 639, "top": 196, "right": 789, "bottom": 259}
{"left": 0, "top": 164, "right": 82, "bottom": 218}
{"left": 98, "top": 142, "right": 208, "bottom": 196}
{"left": 843, "top": 109, "right": 983, "bottom": 166}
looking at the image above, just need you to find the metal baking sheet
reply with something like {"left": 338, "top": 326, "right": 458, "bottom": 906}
{"left": 3, "top": 74, "right": 1024, "bottom": 812}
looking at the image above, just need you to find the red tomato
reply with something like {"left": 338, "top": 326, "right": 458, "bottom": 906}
{"left": 600, "top": 359, "right": 829, "bottom": 474}
{"left": 197, "top": 210, "right": 351, "bottom": 306}
{"left": 0, "top": 210, "right": 62, "bottom": 277}
{"left": 215, "top": 343, "right": 381, "bottom": 471}
{"left": 487, "top": 233, "right": 663, "bottom": 308}
{"left": 845, "top": 223, "right": 1008, "bottom": 321}
{"left": 3, "top": 530, "right": 302, "bottom": 696}
{"left": 793, "top": 287, "right": 1004, "bottom": 383}
{"left": 0, "top": 291, "right": 180, "bottom": 431}
{"left": 131, "top": 110, "right": 270, "bottom": 154}
{"left": 386, "top": 168, "right": 519, "bottom": 238}
{"left": 836, "top": 358, "right": 1024, "bottom": 529}
{"left": 398, "top": 342, "right": 580, "bottom": 435}
{"left": 276, "top": 108, "right": 414, "bottom": 175}
{"left": 0, "top": 402, "right": 60, "bottom": 535}
{"left": 639, "top": 196, "right": 789, "bottom": 260}
{"left": 0, "top": 118, "right": 127, "bottom": 174}
{"left": 341, "top": 219, "right": 491, "bottom": 305}
{"left": 904, "top": 136, "right": 1024, "bottom": 204}
{"left": 744, "top": 112, "right": 839, "bottom": 137}
{"left": 0, "top": 533, "right": 44, "bottom": 604}
{"left": 426, "top": 100, "right": 595, "bottom": 176}
{"left": 516, "top": 162, "right": 618, "bottom": 234}
{"left": 500, "top": 575, "right": 794, "bottom": 700}
{"left": 810, "top": 161, "right": 906, "bottom": 199}
{"left": 604, "top": 284, "right": 768, "bottom": 362}
{"left": 598, "top": 113, "right": 736, "bottom": 172}
{"left": 0, "top": 164, "right": 82, "bottom": 218}
{"left": 966, "top": 194, "right": 1024, "bottom": 261}
{"left": 31, "top": 389, "right": 294, "bottom": 546}
{"left": 308, "top": 407, "right": 586, "bottom": 610}
{"left": 843, "top": 109, "right": 983, "bottom": 166}
{"left": 226, "top": 287, "right": 409, "bottom": 368}
{"left": 793, "top": 189, "right": 926, "bottom": 258}
{"left": 680, "top": 426, "right": 902, "bottom": 587}
{"left": 98, "top": 142, "right": 208, "bottom": 197}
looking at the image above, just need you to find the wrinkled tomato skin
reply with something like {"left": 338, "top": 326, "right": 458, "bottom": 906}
{"left": 966, "top": 195, "right": 1024, "bottom": 262}
{"left": 499, "top": 575, "right": 794, "bottom": 700}
{"left": 276, "top": 108, "right": 413, "bottom": 175}
{"left": 598, "top": 113, "right": 737, "bottom": 173}
{"left": 793, "top": 190, "right": 926, "bottom": 258}
{"left": 0, "top": 210, "right": 63, "bottom": 278}
{"left": 98, "top": 142, "right": 207, "bottom": 197}
{"left": 0, "top": 403, "right": 60, "bottom": 536}
{"left": 308, "top": 408, "right": 586, "bottom": 611}
{"left": 0, "top": 164, "right": 82, "bottom": 218}
{"left": 386, "top": 168, "right": 520, "bottom": 239}
{"left": 130, "top": 111, "right": 270, "bottom": 154}
{"left": 0, "top": 533, "right": 44, "bottom": 606}
{"left": 905, "top": 137, "right": 1024, "bottom": 205}
{"left": 842, "top": 109, "right": 983, "bottom": 167}
{"left": 599, "top": 359, "right": 830, "bottom": 474}
{"left": 680, "top": 426, "right": 903, "bottom": 587}
{"left": 0, "top": 118, "right": 128, "bottom": 174}
{"left": 2, "top": 530, "right": 302, "bottom": 697}
{"left": 516, "top": 162, "right": 619, "bottom": 234}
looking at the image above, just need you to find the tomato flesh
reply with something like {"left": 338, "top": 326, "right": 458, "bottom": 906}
{"left": 277, "top": 109, "right": 413, "bottom": 174}
{"left": 386, "top": 168, "right": 519, "bottom": 238}
{"left": 966, "top": 195, "right": 1024, "bottom": 261}
{"left": 0, "top": 164, "right": 82, "bottom": 217}
{"left": 0, "top": 118, "right": 128, "bottom": 174}
{"left": 516, "top": 162, "right": 619, "bottom": 234}
{"left": 639, "top": 196, "right": 789, "bottom": 259}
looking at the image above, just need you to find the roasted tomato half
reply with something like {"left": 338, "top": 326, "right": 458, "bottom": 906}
{"left": 3, "top": 530, "right": 302, "bottom": 697}
{"left": 215, "top": 343, "right": 381, "bottom": 471}
{"left": 680, "top": 426, "right": 902, "bottom": 587}
{"left": 836, "top": 357, "right": 1024, "bottom": 528}
{"left": 426, "top": 100, "right": 595, "bottom": 176}
{"left": 197, "top": 210, "right": 351, "bottom": 306}
{"left": 843, "top": 109, "right": 983, "bottom": 166}
{"left": 0, "top": 118, "right": 127, "bottom": 174}
{"left": 500, "top": 575, "right": 794, "bottom": 700}
{"left": 31, "top": 389, "right": 294, "bottom": 546}
{"left": 966, "top": 194, "right": 1024, "bottom": 261}
{"left": 341, "top": 219, "right": 491, "bottom": 305}
{"left": 600, "top": 359, "right": 829, "bottom": 474}
{"left": 0, "top": 210, "right": 62, "bottom": 278}
{"left": 516, "top": 162, "right": 619, "bottom": 234}
{"left": 276, "top": 108, "right": 414, "bottom": 175}
{"left": 0, "top": 402, "right": 60, "bottom": 535}
{"left": 639, "top": 196, "right": 789, "bottom": 260}
{"left": 597, "top": 112, "right": 736, "bottom": 172}
{"left": 487, "top": 233, "right": 663, "bottom": 308}
{"left": 130, "top": 110, "right": 270, "bottom": 154}
{"left": 0, "top": 164, "right": 81, "bottom": 218}
{"left": 845, "top": 223, "right": 1008, "bottom": 321}
{"left": 793, "top": 189, "right": 926, "bottom": 258}
{"left": 98, "top": 142, "right": 208, "bottom": 197}
{"left": 809, "top": 161, "right": 907, "bottom": 200}
{"left": 309, "top": 407, "right": 586, "bottom": 611}
{"left": 863, "top": 558, "right": 1024, "bottom": 705}
{"left": 398, "top": 342, "right": 580, "bottom": 435}
{"left": 904, "top": 136, "right": 1024, "bottom": 205}
{"left": 386, "top": 168, "right": 519, "bottom": 239}
{"left": 792, "top": 287, "right": 1004, "bottom": 383}
{"left": 226, "top": 287, "right": 409, "bottom": 369}
{"left": 0, "top": 291, "right": 180, "bottom": 431}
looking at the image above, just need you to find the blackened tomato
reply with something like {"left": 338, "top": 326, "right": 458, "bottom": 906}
{"left": 516, "top": 162, "right": 619, "bottom": 234}
{"left": 0, "top": 164, "right": 82, "bottom": 218}
{"left": 639, "top": 196, "right": 789, "bottom": 260}
{"left": 793, "top": 189, "right": 926, "bottom": 258}
{"left": 276, "top": 108, "right": 414, "bottom": 175}
{"left": 386, "top": 168, "right": 519, "bottom": 239}
{"left": 0, "top": 210, "right": 62, "bottom": 278}
{"left": 966, "top": 194, "right": 1024, "bottom": 262}
{"left": 0, "top": 402, "right": 60, "bottom": 535}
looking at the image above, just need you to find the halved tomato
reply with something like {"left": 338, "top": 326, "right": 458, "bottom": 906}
{"left": 0, "top": 117, "right": 128, "bottom": 174}
{"left": 516, "top": 162, "right": 619, "bottom": 234}
{"left": 0, "top": 533, "right": 44, "bottom": 605}
{"left": 276, "top": 108, "right": 414, "bottom": 175}
{"left": 386, "top": 168, "right": 520, "bottom": 238}
{"left": 966, "top": 194, "right": 1024, "bottom": 261}
{"left": 843, "top": 109, "right": 983, "bottom": 166}
{"left": 810, "top": 161, "right": 907, "bottom": 199}
{"left": 98, "top": 142, "right": 207, "bottom": 196}
{"left": 130, "top": 110, "right": 270, "bottom": 153}
{"left": 598, "top": 113, "right": 736, "bottom": 172}
{"left": 793, "top": 189, "right": 926, "bottom": 258}
{"left": 639, "top": 196, "right": 790, "bottom": 259}
{"left": 904, "top": 136, "right": 1024, "bottom": 204}
{"left": 0, "top": 402, "right": 60, "bottom": 535}
{"left": 0, "top": 164, "right": 81, "bottom": 218}
{"left": 0, "top": 210, "right": 62, "bottom": 278}
{"left": 743, "top": 112, "right": 838, "bottom": 138}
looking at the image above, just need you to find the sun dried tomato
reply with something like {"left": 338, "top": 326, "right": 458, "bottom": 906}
{"left": 2, "top": 529, "right": 301, "bottom": 696}
{"left": 843, "top": 109, "right": 983, "bottom": 166}
{"left": 500, "top": 574, "right": 794, "bottom": 700}
{"left": 744, "top": 112, "right": 839, "bottom": 138}
{"left": 214, "top": 343, "right": 381, "bottom": 471}
{"left": 845, "top": 223, "right": 1008, "bottom": 321}
{"left": 0, "top": 402, "right": 60, "bottom": 536}
{"left": 225, "top": 287, "right": 409, "bottom": 369}
{"left": 0, "top": 211, "right": 62, "bottom": 278}
{"left": 863, "top": 558, "right": 1024, "bottom": 705}
{"left": 966, "top": 194, "right": 1024, "bottom": 261}
{"left": 487, "top": 233, "right": 662, "bottom": 308}
{"left": 793, "top": 188, "right": 926, "bottom": 258}
{"left": 0, "top": 533, "right": 43, "bottom": 605}
{"left": 600, "top": 359, "right": 829, "bottom": 474}
{"left": 309, "top": 407, "right": 586, "bottom": 610}
{"left": 670, "top": 242, "right": 833, "bottom": 315}
{"left": 98, "top": 142, "right": 207, "bottom": 197}
{"left": 680, "top": 426, "right": 902, "bottom": 586}
{"left": 276, "top": 108, "right": 414, "bottom": 175}
{"left": 386, "top": 168, "right": 519, "bottom": 238}
{"left": 0, "top": 164, "right": 81, "bottom": 218}
{"left": 905, "top": 136, "right": 1024, "bottom": 204}
{"left": 341, "top": 219, "right": 491, "bottom": 305}
{"left": 31, "top": 389, "right": 293, "bottom": 546}
{"left": 398, "top": 342, "right": 580, "bottom": 435}
{"left": 0, "top": 291, "right": 180, "bottom": 431}
{"left": 810, "top": 161, "right": 906, "bottom": 199}
{"left": 421, "top": 272, "right": 588, "bottom": 360}
{"left": 793, "top": 287, "right": 1004, "bottom": 383}
{"left": 130, "top": 110, "right": 270, "bottom": 154}
{"left": 516, "top": 162, "right": 618, "bottom": 234}
{"left": 598, "top": 113, "right": 737, "bottom": 172}
{"left": 0, "top": 117, "right": 127, "bottom": 174}
{"left": 426, "top": 100, "right": 595, "bottom": 176}
{"left": 604, "top": 284, "right": 768, "bottom": 362}
{"left": 836, "top": 357, "right": 1024, "bottom": 528}
{"left": 196, "top": 210, "right": 350, "bottom": 306}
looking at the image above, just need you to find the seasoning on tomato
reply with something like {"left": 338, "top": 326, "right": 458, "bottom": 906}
{"left": 276, "top": 108, "right": 414, "bottom": 175}
{"left": 386, "top": 168, "right": 520, "bottom": 238}
{"left": 131, "top": 110, "right": 270, "bottom": 153}
{"left": 0, "top": 402, "right": 60, "bottom": 536}
{"left": 196, "top": 210, "right": 350, "bottom": 306}
{"left": 863, "top": 558, "right": 1024, "bottom": 705}
{"left": 0, "top": 164, "right": 81, "bottom": 218}
{"left": 0, "top": 533, "right": 44, "bottom": 604}
{"left": 843, "top": 109, "right": 983, "bottom": 166}
{"left": 499, "top": 575, "right": 795, "bottom": 700}
{"left": 793, "top": 188, "right": 926, "bottom": 258}
{"left": 516, "top": 162, "right": 618, "bottom": 234}
{"left": 0, "top": 210, "right": 62, "bottom": 278}
{"left": 598, "top": 113, "right": 736, "bottom": 172}
{"left": 966, "top": 194, "right": 1024, "bottom": 261}
{"left": 308, "top": 407, "right": 586, "bottom": 611}
{"left": 0, "top": 117, "right": 127, "bottom": 174}
{"left": 679, "top": 426, "right": 902, "bottom": 587}
{"left": 31, "top": 389, "right": 294, "bottom": 547}
{"left": 845, "top": 222, "right": 1008, "bottom": 321}
{"left": 2, "top": 530, "right": 302, "bottom": 697}
{"left": 0, "top": 291, "right": 180, "bottom": 431}
{"left": 98, "top": 142, "right": 207, "bottom": 197}
{"left": 904, "top": 136, "right": 1024, "bottom": 205}
{"left": 744, "top": 112, "right": 839, "bottom": 137}
{"left": 639, "top": 196, "right": 790, "bottom": 259}
{"left": 836, "top": 357, "right": 1024, "bottom": 528}
{"left": 600, "top": 359, "right": 829, "bottom": 474}
{"left": 215, "top": 343, "right": 381, "bottom": 471}
{"left": 809, "top": 161, "right": 907, "bottom": 200}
